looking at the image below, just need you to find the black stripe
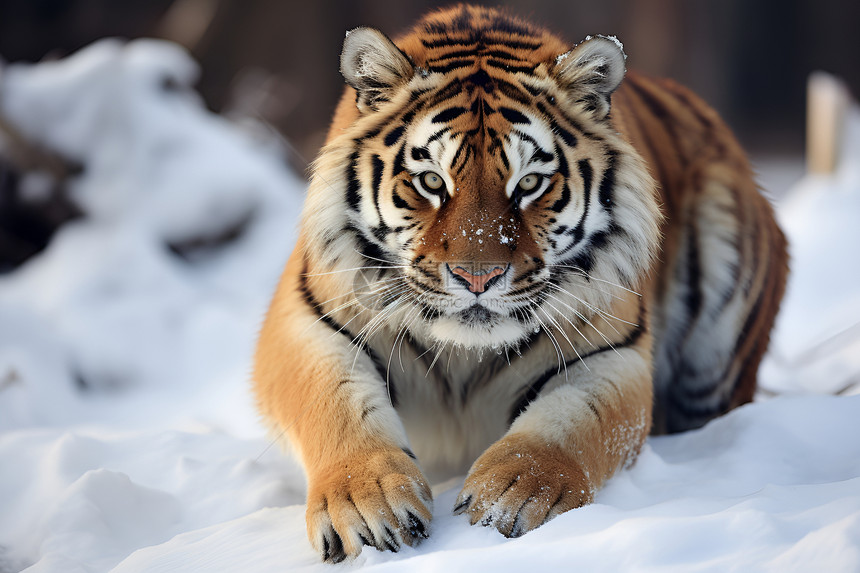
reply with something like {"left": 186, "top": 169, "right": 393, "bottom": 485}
{"left": 531, "top": 148, "right": 554, "bottom": 163}
{"left": 425, "top": 78, "right": 465, "bottom": 109}
{"left": 553, "top": 121, "right": 577, "bottom": 147}
{"left": 499, "top": 107, "right": 531, "bottom": 125}
{"left": 663, "top": 82, "right": 717, "bottom": 132}
{"left": 426, "top": 127, "right": 450, "bottom": 144}
{"left": 384, "top": 126, "right": 405, "bottom": 147}
{"left": 487, "top": 59, "right": 536, "bottom": 75}
{"left": 510, "top": 263, "right": 545, "bottom": 286}
{"left": 392, "top": 189, "right": 414, "bottom": 210}
{"left": 557, "top": 248, "right": 595, "bottom": 275}
{"left": 549, "top": 181, "right": 570, "bottom": 213}
{"left": 370, "top": 155, "right": 389, "bottom": 238}
{"left": 598, "top": 151, "right": 618, "bottom": 210}
{"left": 535, "top": 102, "right": 578, "bottom": 147}
{"left": 432, "top": 106, "right": 468, "bottom": 124}
{"left": 536, "top": 99, "right": 600, "bottom": 143}
{"left": 498, "top": 148, "right": 510, "bottom": 171}
{"left": 345, "top": 151, "right": 361, "bottom": 211}
{"left": 360, "top": 405, "right": 379, "bottom": 420}
{"left": 392, "top": 144, "right": 407, "bottom": 176}
{"left": 629, "top": 79, "right": 672, "bottom": 121}
{"left": 563, "top": 159, "right": 592, "bottom": 232}
{"left": 299, "top": 257, "right": 398, "bottom": 406}
{"left": 409, "top": 278, "right": 449, "bottom": 296}
{"left": 684, "top": 219, "right": 704, "bottom": 327}
{"left": 353, "top": 125, "right": 381, "bottom": 143}
{"left": 420, "top": 37, "right": 542, "bottom": 50}
{"left": 456, "top": 146, "right": 473, "bottom": 176}
{"left": 627, "top": 79, "right": 685, "bottom": 177}
{"left": 493, "top": 77, "right": 533, "bottom": 105}
{"left": 466, "top": 69, "right": 493, "bottom": 91}
{"left": 298, "top": 268, "right": 348, "bottom": 338}
{"left": 495, "top": 38, "right": 543, "bottom": 50}
{"left": 451, "top": 137, "right": 471, "bottom": 171}
{"left": 484, "top": 48, "right": 532, "bottom": 62}
{"left": 587, "top": 229, "right": 611, "bottom": 250}
{"left": 585, "top": 398, "right": 602, "bottom": 421}
{"left": 523, "top": 83, "right": 543, "bottom": 97}
{"left": 347, "top": 223, "right": 393, "bottom": 264}
{"left": 391, "top": 222, "right": 418, "bottom": 233}
{"left": 371, "top": 154, "right": 384, "bottom": 199}
{"left": 411, "top": 147, "right": 430, "bottom": 161}
{"left": 426, "top": 47, "right": 481, "bottom": 62}
{"left": 426, "top": 47, "right": 533, "bottom": 65}
{"left": 427, "top": 60, "right": 474, "bottom": 74}
{"left": 710, "top": 188, "right": 745, "bottom": 314}
{"left": 556, "top": 145, "right": 570, "bottom": 177}
{"left": 733, "top": 281, "right": 765, "bottom": 358}
{"left": 511, "top": 131, "right": 548, "bottom": 157}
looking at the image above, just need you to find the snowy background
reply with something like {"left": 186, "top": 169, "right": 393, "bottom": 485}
{"left": 1, "top": 40, "right": 859, "bottom": 573}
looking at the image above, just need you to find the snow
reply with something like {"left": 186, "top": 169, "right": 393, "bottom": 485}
{"left": 1, "top": 39, "right": 859, "bottom": 572}
{"left": 759, "top": 105, "right": 860, "bottom": 397}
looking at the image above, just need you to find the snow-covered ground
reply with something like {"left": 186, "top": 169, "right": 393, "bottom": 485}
{"left": 1, "top": 40, "right": 858, "bottom": 573}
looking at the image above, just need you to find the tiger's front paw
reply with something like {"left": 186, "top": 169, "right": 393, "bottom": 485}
{"left": 306, "top": 448, "right": 433, "bottom": 563}
{"left": 454, "top": 434, "right": 591, "bottom": 538}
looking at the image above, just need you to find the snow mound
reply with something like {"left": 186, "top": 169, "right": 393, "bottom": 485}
{"left": 760, "top": 105, "right": 860, "bottom": 397}
{"left": 0, "top": 38, "right": 304, "bottom": 436}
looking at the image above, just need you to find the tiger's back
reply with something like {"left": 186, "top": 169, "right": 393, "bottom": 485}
{"left": 612, "top": 73, "right": 788, "bottom": 432}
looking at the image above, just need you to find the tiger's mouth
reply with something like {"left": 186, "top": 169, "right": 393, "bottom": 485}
{"left": 417, "top": 296, "right": 532, "bottom": 349}
{"left": 400, "top": 265, "right": 534, "bottom": 348}
{"left": 456, "top": 303, "right": 498, "bottom": 325}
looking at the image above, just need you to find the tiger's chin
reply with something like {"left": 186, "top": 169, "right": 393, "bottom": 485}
{"left": 423, "top": 304, "right": 530, "bottom": 350}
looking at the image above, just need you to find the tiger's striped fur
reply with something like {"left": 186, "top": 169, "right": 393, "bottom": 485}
{"left": 253, "top": 5, "right": 788, "bottom": 562}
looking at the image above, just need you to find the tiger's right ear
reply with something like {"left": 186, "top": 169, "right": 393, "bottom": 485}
{"left": 340, "top": 27, "right": 415, "bottom": 113}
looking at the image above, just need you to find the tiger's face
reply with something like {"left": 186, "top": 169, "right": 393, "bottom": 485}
{"left": 305, "top": 24, "right": 661, "bottom": 351}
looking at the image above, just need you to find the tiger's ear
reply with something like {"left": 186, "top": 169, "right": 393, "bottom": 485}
{"left": 554, "top": 35, "right": 626, "bottom": 119}
{"left": 340, "top": 27, "right": 415, "bottom": 112}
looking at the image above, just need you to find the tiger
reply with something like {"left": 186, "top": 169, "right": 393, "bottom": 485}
{"left": 253, "top": 4, "right": 788, "bottom": 563}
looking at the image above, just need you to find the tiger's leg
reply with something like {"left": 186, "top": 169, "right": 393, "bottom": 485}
{"left": 454, "top": 331, "right": 653, "bottom": 537}
{"left": 651, "top": 158, "right": 788, "bottom": 433}
{"left": 253, "top": 246, "right": 432, "bottom": 562}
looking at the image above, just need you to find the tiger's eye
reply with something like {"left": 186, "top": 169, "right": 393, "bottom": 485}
{"left": 518, "top": 174, "right": 541, "bottom": 192}
{"left": 422, "top": 172, "right": 445, "bottom": 191}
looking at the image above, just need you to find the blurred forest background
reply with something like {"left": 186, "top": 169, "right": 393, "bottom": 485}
{"left": 3, "top": 0, "right": 859, "bottom": 158}
{"left": 0, "top": 0, "right": 858, "bottom": 268}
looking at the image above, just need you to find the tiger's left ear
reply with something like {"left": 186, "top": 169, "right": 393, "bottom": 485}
{"left": 554, "top": 35, "right": 627, "bottom": 119}
{"left": 340, "top": 27, "right": 415, "bottom": 112}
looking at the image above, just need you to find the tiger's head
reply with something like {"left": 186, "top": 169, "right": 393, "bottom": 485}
{"left": 303, "top": 7, "right": 661, "bottom": 351}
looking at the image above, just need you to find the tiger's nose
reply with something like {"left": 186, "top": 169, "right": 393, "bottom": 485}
{"left": 448, "top": 264, "right": 508, "bottom": 294}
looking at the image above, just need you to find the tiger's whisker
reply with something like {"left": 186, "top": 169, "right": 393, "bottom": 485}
{"left": 543, "top": 297, "right": 598, "bottom": 350}
{"left": 531, "top": 310, "right": 567, "bottom": 380}
{"left": 538, "top": 305, "right": 587, "bottom": 373}
{"left": 303, "top": 265, "right": 408, "bottom": 277}
{"left": 354, "top": 249, "right": 406, "bottom": 267}
{"left": 548, "top": 282, "right": 637, "bottom": 330}
{"left": 544, "top": 287, "right": 620, "bottom": 345}
{"left": 548, "top": 264, "right": 641, "bottom": 297}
